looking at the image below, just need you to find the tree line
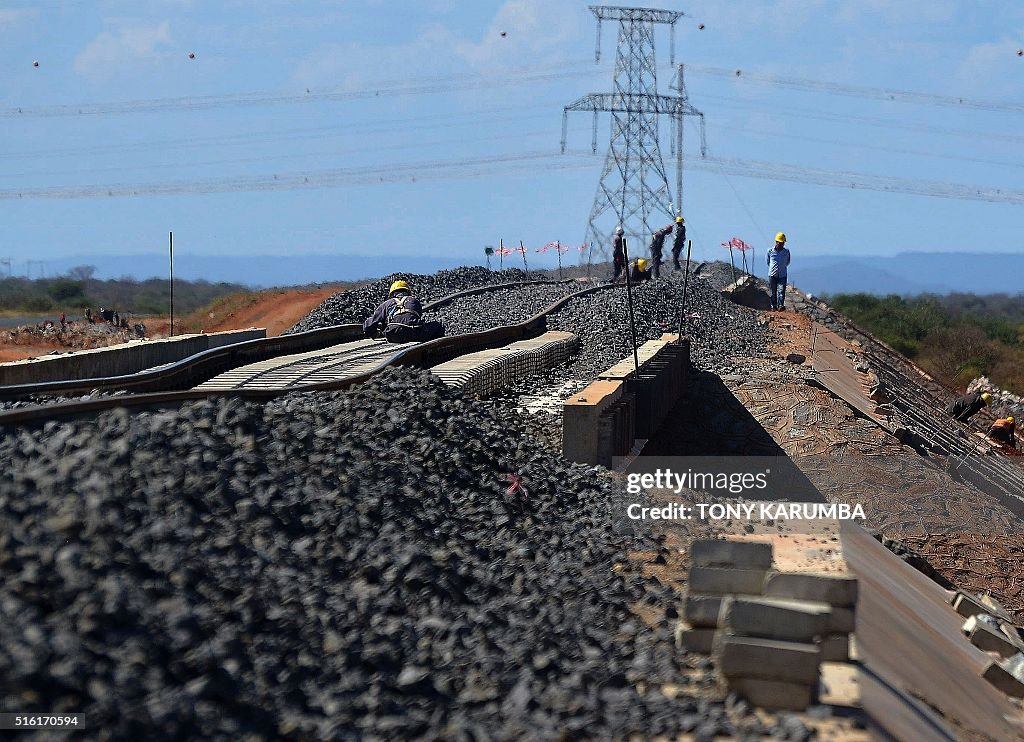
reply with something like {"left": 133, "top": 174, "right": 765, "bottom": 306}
{"left": 0, "top": 266, "right": 247, "bottom": 317}
{"left": 828, "top": 293, "right": 1024, "bottom": 393}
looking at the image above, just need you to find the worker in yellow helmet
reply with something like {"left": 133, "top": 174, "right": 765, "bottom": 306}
{"left": 766, "top": 232, "right": 791, "bottom": 311}
{"left": 947, "top": 390, "right": 992, "bottom": 422}
{"left": 629, "top": 257, "right": 652, "bottom": 283}
{"left": 672, "top": 216, "right": 687, "bottom": 270}
{"left": 363, "top": 279, "right": 445, "bottom": 343}
{"left": 988, "top": 415, "right": 1017, "bottom": 447}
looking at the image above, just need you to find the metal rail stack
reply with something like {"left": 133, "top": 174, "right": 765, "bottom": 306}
{"left": 866, "top": 348, "right": 1024, "bottom": 519}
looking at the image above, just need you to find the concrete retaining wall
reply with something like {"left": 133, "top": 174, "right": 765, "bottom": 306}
{"left": 0, "top": 329, "right": 266, "bottom": 386}
{"left": 562, "top": 334, "right": 688, "bottom": 466}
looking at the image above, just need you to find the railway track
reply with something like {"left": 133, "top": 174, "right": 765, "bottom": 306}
{"left": 800, "top": 292, "right": 1024, "bottom": 514}
{"left": 0, "top": 280, "right": 613, "bottom": 427}
{"left": 0, "top": 279, "right": 571, "bottom": 403}
{"left": 194, "top": 338, "right": 415, "bottom": 391}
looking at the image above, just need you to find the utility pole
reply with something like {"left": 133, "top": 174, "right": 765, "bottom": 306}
{"left": 25, "top": 259, "right": 47, "bottom": 279}
{"left": 169, "top": 231, "right": 174, "bottom": 337}
{"left": 621, "top": 237, "right": 640, "bottom": 374}
{"left": 562, "top": 6, "right": 706, "bottom": 268}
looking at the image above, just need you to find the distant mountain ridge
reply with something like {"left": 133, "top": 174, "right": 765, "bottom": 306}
{"left": 23, "top": 251, "right": 1024, "bottom": 296}
{"left": 790, "top": 253, "right": 1024, "bottom": 296}
{"left": 33, "top": 254, "right": 470, "bottom": 288}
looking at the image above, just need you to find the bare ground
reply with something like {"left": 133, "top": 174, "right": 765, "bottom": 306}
{"left": 0, "top": 287, "right": 342, "bottom": 362}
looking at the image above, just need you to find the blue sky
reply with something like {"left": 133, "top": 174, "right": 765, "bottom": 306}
{"left": 1, "top": 0, "right": 1023, "bottom": 281}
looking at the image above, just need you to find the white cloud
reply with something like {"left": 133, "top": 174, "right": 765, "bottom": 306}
{"left": 952, "top": 38, "right": 1024, "bottom": 98}
{"left": 0, "top": 8, "right": 29, "bottom": 30}
{"left": 697, "top": 0, "right": 829, "bottom": 39}
{"left": 291, "top": 23, "right": 460, "bottom": 89}
{"left": 835, "top": 0, "right": 956, "bottom": 25}
{"left": 454, "top": 0, "right": 584, "bottom": 69}
{"left": 291, "top": 0, "right": 588, "bottom": 91}
{"left": 74, "top": 20, "right": 174, "bottom": 79}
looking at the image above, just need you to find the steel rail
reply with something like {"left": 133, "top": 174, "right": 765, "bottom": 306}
{"left": 0, "top": 279, "right": 577, "bottom": 401}
{"left": 0, "top": 282, "right": 613, "bottom": 427}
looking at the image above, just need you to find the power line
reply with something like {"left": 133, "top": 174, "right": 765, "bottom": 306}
{"left": 4, "top": 149, "right": 1024, "bottom": 208}
{"left": 687, "top": 64, "right": 1024, "bottom": 115}
{"left": 714, "top": 122, "right": 1024, "bottom": 171}
{"left": 0, "top": 150, "right": 598, "bottom": 200}
{"left": 720, "top": 170, "right": 772, "bottom": 250}
{"left": 0, "top": 61, "right": 602, "bottom": 119}
{"left": 6, "top": 54, "right": 1020, "bottom": 123}
{"left": 0, "top": 125, "right": 585, "bottom": 180}
{"left": 699, "top": 92, "right": 1024, "bottom": 147}
{"left": 0, "top": 100, "right": 571, "bottom": 162}
{"left": 692, "top": 156, "right": 1024, "bottom": 206}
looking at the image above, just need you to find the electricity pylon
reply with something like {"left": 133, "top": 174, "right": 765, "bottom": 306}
{"left": 562, "top": 5, "right": 706, "bottom": 266}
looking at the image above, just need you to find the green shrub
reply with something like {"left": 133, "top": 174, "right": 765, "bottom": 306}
{"left": 829, "top": 292, "right": 1024, "bottom": 391}
{"left": 47, "top": 279, "right": 86, "bottom": 303}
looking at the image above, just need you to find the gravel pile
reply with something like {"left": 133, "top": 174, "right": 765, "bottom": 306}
{"left": 692, "top": 261, "right": 746, "bottom": 291}
{"left": 544, "top": 267, "right": 772, "bottom": 381}
{"left": 0, "top": 369, "right": 801, "bottom": 740}
{"left": 423, "top": 282, "right": 585, "bottom": 336}
{"left": 474, "top": 265, "right": 775, "bottom": 448}
{"left": 287, "top": 267, "right": 532, "bottom": 334}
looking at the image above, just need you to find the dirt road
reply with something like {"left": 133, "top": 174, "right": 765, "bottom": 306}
{"left": 147, "top": 286, "right": 341, "bottom": 338}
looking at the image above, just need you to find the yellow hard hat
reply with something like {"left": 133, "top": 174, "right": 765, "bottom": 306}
{"left": 676, "top": 216, "right": 684, "bottom": 224}
{"left": 775, "top": 232, "right": 787, "bottom": 243}
{"left": 637, "top": 258, "right": 648, "bottom": 271}
{"left": 1008, "top": 416, "right": 1015, "bottom": 423}
{"left": 389, "top": 280, "right": 410, "bottom": 295}
{"left": 981, "top": 392, "right": 993, "bottom": 404}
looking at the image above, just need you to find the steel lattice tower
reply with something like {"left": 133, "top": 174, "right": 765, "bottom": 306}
{"left": 562, "top": 5, "right": 705, "bottom": 266}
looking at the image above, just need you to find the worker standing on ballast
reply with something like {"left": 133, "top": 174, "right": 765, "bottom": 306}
{"left": 766, "top": 232, "right": 791, "bottom": 311}
{"left": 612, "top": 226, "right": 626, "bottom": 280}
{"left": 947, "top": 390, "right": 992, "bottom": 422}
{"left": 363, "top": 280, "right": 444, "bottom": 344}
{"left": 648, "top": 224, "right": 672, "bottom": 278}
{"left": 671, "top": 216, "right": 686, "bottom": 270}
{"left": 988, "top": 416, "right": 1017, "bottom": 447}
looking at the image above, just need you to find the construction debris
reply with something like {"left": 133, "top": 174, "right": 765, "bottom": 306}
{"left": 0, "top": 318, "right": 144, "bottom": 352}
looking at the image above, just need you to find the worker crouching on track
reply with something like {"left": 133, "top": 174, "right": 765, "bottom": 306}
{"left": 363, "top": 280, "right": 445, "bottom": 344}
{"left": 629, "top": 258, "right": 652, "bottom": 283}
{"left": 947, "top": 390, "right": 992, "bottom": 422}
{"left": 988, "top": 416, "right": 1017, "bottom": 447}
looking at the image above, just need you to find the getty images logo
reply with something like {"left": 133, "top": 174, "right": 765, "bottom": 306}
{"left": 625, "top": 467, "right": 771, "bottom": 496}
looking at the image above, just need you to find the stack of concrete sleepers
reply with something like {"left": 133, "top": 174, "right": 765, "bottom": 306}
{"left": 431, "top": 331, "right": 578, "bottom": 398}
{"left": 676, "top": 538, "right": 858, "bottom": 711}
{"left": 953, "top": 590, "right": 1024, "bottom": 697}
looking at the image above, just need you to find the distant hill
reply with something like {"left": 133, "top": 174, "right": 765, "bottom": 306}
{"left": 791, "top": 259, "right": 945, "bottom": 296}
{"left": 37, "top": 254, "right": 471, "bottom": 288}
{"left": 792, "top": 253, "right": 1024, "bottom": 296}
